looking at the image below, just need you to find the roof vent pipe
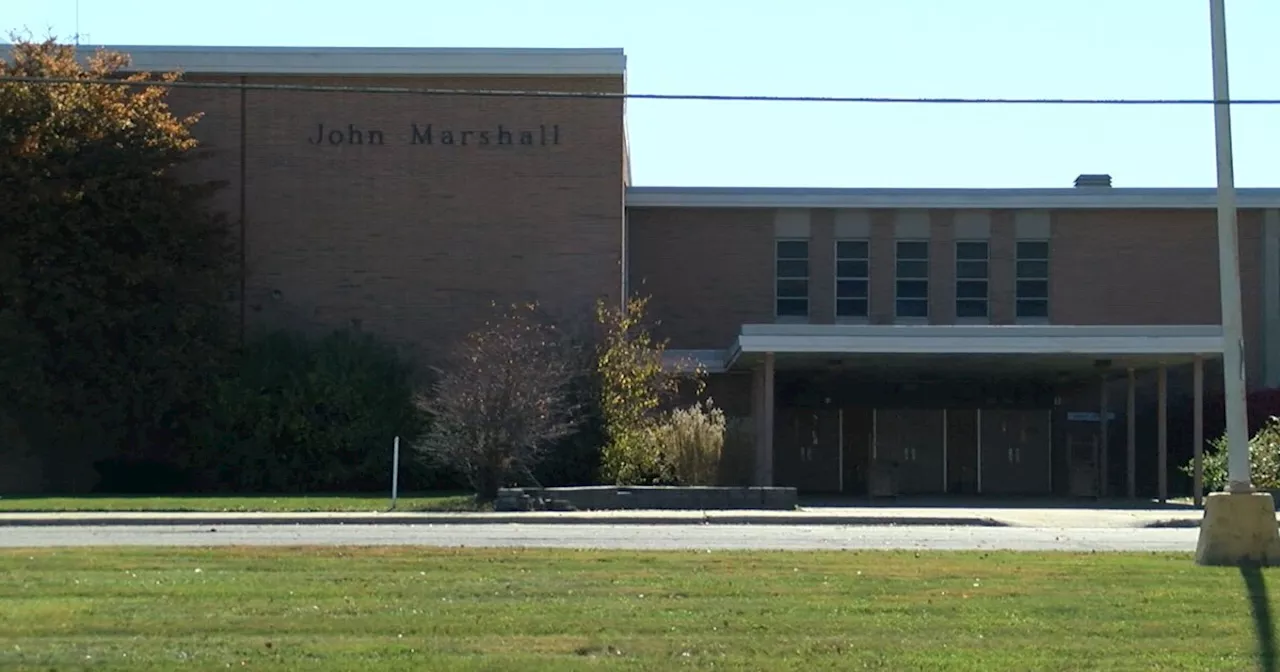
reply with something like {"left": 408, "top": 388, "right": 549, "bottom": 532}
{"left": 1074, "top": 174, "right": 1113, "bottom": 188}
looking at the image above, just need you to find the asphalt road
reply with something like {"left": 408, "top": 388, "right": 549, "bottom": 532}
{"left": 0, "top": 524, "right": 1200, "bottom": 552}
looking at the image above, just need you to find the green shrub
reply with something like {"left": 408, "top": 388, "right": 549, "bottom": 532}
{"left": 1183, "top": 416, "right": 1280, "bottom": 492}
{"left": 652, "top": 400, "right": 726, "bottom": 486}
{"left": 191, "top": 329, "right": 430, "bottom": 492}
{"left": 595, "top": 296, "right": 704, "bottom": 485}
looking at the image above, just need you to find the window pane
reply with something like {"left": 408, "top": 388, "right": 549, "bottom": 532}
{"left": 1016, "top": 280, "right": 1048, "bottom": 299}
{"left": 896, "top": 260, "right": 928, "bottom": 278}
{"left": 897, "top": 241, "right": 929, "bottom": 259}
{"left": 1016, "top": 299, "right": 1049, "bottom": 319}
{"left": 956, "top": 241, "right": 989, "bottom": 260}
{"left": 1016, "top": 241, "right": 1049, "bottom": 259}
{"left": 837, "top": 279, "right": 868, "bottom": 298}
{"left": 956, "top": 260, "right": 988, "bottom": 279}
{"left": 776, "top": 298, "right": 809, "bottom": 318}
{"left": 956, "top": 299, "right": 988, "bottom": 318}
{"left": 896, "top": 298, "right": 928, "bottom": 318}
{"left": 777, "top": 279, "right": 808, "bottom": 298}
{"left": 836, "top": 260, "right": 868, "bottom": 278}
{"left": 776, "top": 259, "right": 809, "bottom": 278}
{"left": 836, "top": 240, "right": 868, "bottom": 259}
{"left": 1016, "top": 260, "right": 1048, "bottom": 278}
{"left": 956, "top": 280, "right": 988, "bottom": 299}
{"left": 776, "top": 240, "right": 809, "bottom": 259}
{"left": 896, "top": 279, "right": 928, "bottom": 299}
{"left": 836, "top": 298, "right": 868, "bottom": 318}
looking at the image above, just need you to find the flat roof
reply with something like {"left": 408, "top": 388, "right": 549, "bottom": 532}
{"left": 626, "top": 186, "right": 1280, "bottom": 210}
{"left": 64, "top": 45, "right": 627, "bottom": 76}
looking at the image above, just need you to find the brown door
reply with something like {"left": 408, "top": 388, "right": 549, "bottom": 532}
{"left": 979, "top": 409, "right": 1053, "bottom": 495}
{"left": 946, "top": 409, "right": 979, "bottom": 495}
{"left": 841, "top": 407, "right": 874, "bottom": 494}
{"left": 875, "top": 409, "right": 945, "bottom": 495}
{"left": 774, "top": 409, "right": 841, "bottom": 493}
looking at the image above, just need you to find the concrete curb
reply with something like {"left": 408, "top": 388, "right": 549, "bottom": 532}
{"left": 0, "top": 513, "right": 1010, "bottom": 528}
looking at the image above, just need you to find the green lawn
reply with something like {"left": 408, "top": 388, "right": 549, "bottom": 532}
{"left": 0, "top": 548, "right": 1275, "bottom": 671}
{"left": 0, "top": 492, "right": 480, "bottom": 513}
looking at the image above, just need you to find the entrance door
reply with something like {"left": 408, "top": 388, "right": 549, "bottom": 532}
{"left": 875, "top": 409, "right": 945, "bottom": 495}
{"left": 841, "top": 407, "right": 874, "bottom": 494}
{"left": 773, "top": 408, "right": 841, "bottom": 493}
{"left": 946, "top": 409, "right": 979, "bottom": 495}
{"left": 979, "top": 409, "right": 1052, "bottom": 495}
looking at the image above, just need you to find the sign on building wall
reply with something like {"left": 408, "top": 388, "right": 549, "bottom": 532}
{"left": 308, "top": 123, "right": 563, "bottom": 147}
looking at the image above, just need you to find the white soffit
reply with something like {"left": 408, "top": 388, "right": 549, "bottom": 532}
{"left": 57, "top": 45, "right": 627, "bottom": 76}
{"left": 733, "top": 324, "right": 1225, "bottom": 356}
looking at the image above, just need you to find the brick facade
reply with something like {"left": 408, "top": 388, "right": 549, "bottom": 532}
{"left": 166, "top": 73, "right": 625, "bottom": 362}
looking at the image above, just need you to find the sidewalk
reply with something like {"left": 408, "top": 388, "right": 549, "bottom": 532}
{"left": 0, "top": 507, "right": 1227, "bottom": 529}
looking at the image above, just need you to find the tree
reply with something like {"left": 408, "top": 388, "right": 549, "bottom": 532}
{"left": 415, "top": 304, "right": 582, "bottom": 500}
{"left": 595, "top": 296, "right": 705, "bottom": 484}
{"left": 0, "top": 38, "right": 236, "bottom": 489}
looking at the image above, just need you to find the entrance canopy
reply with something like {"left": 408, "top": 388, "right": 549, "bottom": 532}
{"left": 665, "top": 324, "right": 1224, "bottom": 379}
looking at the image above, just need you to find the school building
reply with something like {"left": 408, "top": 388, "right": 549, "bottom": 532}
{"left": 104, "top": 45, "right": 1280, "bottom": 500}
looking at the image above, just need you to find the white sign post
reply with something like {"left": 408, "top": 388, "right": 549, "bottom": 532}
{"left": 1195, "top": 0, "right": 1280, "bottom": 566}
{"left": 390, "top": 436, "right": 401, "bottom": 510}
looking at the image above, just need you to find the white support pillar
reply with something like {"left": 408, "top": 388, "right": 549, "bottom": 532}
{"left": 1158, "top": 365, "right": 1169, "bottom": 504}
{"left": 1127, "top": 368, "right": 1137, "bottom": 499}
{"left": 1100, "top": 377, "right": 1110, "bottom": 498}
{"left": 1194, "top": 356, "right": 1205, "bottom": 508}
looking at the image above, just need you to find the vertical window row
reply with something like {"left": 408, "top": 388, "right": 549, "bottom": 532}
{"left": 775, "top": 239, "right": 809, "bottom": 319}
{"left": 1016, "top": 241, "right": 1050, "bottom": 320}
{"left": 955, "top": 241, "right": 990, "bottom": 319}
{"left": 835, "top": 240, "right": 869, "bottom": 319}
{"left": 895, "top": 241, "right": 929, "bottom": 319}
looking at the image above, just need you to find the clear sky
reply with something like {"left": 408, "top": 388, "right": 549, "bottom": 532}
{"left": 8, "top": 0, "right": 1280, "bottom": 189}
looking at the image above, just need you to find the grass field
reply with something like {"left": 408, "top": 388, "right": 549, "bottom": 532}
{"left": 0, "top": 547, "right": 1276, "bottom": 671}
{"left": 0, "top": 493, "right": 479, "bottom": 513}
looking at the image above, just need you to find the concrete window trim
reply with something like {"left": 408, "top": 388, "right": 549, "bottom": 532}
{"left": 834, "top": 238, "right": 870, "bottom": 321}
{"left": 775, "top": 237, "right": 811, "bottom": 323}
{"left": 954, "top": 210, "right": 993, "bottom": 240}
{"left": 955, "top": 239, "right": 991, "bottom": 324}
{"left": 895, "top": 238, "right": 930, "bottom": 321}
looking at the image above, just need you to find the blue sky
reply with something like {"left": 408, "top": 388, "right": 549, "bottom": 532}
{"left": 8, "top": 0, "right": 1280, "bottom": 188}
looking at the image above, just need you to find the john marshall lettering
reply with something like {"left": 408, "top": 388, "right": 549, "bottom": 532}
{"left": 308, "top": 123, "right": 562, "bottom": 147}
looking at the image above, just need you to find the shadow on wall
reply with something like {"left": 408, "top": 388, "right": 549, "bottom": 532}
{"left": 0, "top": 410, "right": 43, "bottom": 494}
{"left": 718, "top": 417, "right": 755, "bottom": 487}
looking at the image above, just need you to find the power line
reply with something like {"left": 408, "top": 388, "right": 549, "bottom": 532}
{"left": 2, "top": 74, "right": 1279, "bottom": 106}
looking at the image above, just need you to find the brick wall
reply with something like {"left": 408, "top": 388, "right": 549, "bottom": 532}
{"left": 167, "top": 73, "right": 626, "bottom": 362}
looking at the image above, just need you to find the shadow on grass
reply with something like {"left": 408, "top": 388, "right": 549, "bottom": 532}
{"left": 1242, "top": 565, "right": 1278, "bottom": 672}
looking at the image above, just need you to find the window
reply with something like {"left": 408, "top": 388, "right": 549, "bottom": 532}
{"left": 775, "top": 239, "right": 809, "bottom": 319}
{"left": 1016, "top": 240, "right": 1050, "bottom": 320}
{"left": 895, "top": 240, "right": 929, "bottom": 319}
{"left": 835, "top": 239, "right": 869, "bottom": 319}
{"left": 955, "top": 241, "right": 989, "bottom": 320}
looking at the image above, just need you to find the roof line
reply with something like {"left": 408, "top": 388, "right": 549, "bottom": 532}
{"left": 53, "top": 44, "right": 628, "bottom": 77}
{"left": 625, "top": 186, "right": 1280, "bottom": 210}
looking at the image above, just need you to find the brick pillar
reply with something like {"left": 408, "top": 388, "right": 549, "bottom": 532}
{"left": 989, "top": 210, "right": 1017, "bottom": 325}
{"left": 930, "top": 210, "right": 956, "bottom": 324}
{"left": 809, "top": 209, "right": 836, "bottom": 324}
{"left": 869, "top": 210, "right": 896, "bottom": 324}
